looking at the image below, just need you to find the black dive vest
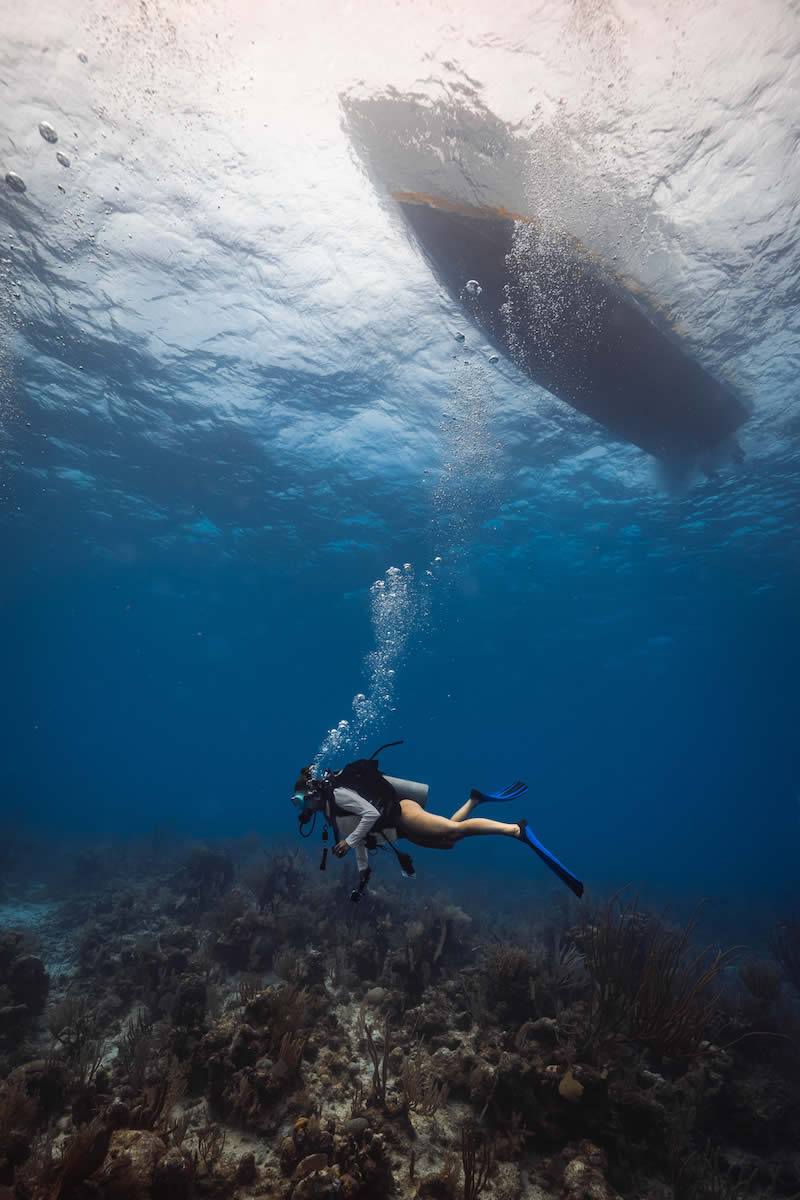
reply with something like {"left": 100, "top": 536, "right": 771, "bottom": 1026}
{"left": 324, "top": 758, "right": 401, "bottom": 831}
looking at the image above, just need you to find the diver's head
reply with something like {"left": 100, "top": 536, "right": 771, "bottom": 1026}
{"left": 292, "top": 766, "right": 327, "bottom": 834}
{"left": 293, "top": 763, "right": 311, "bottom": 801}
{"left": 292, "top": 765, "right": 318, "bottom": 812}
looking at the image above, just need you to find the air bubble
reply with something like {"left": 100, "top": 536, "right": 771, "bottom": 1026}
{"left": 453, "top": 331, "right": 465, "bottom": 342}
{"left": 56, "top": 152, "right": 71, "bottom": 168}
{"left": 465, "top": 279, "right": 482, "bottom": 296}
{"left": 488, "top": 354, "right": 499, "bottom": 364}
{"left": 4, "top": 173, "right": 26, "bottom": 193}
{"left": 39, "top": 121, "right": 58, "bottom": 143}
{"left": 315, "top": 556, "right": 436, "bottom": 766}
{"left": 77, "top": 50, "right": 88, "bottom": 63}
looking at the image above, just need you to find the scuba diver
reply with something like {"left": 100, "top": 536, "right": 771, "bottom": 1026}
{"left": 291, "top": 742, "right": 584, "bottom": 902}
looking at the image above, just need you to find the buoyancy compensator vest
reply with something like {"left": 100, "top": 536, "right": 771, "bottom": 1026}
{"left": 326, "top": 755, "right": 402, "bottom": 830}
{"left": 299, "top": 741, "right": 416, "bottom": 894}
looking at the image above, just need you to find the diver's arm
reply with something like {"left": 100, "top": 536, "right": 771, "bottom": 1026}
{"left": 332, "top": 787, "right": 380, "bottom": 863}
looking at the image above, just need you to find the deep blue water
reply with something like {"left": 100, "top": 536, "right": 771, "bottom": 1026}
{"left": 3, "top": 542, "right": 798, "bottom": 935}
{"left": 2, "top": 0, "right": 799, "bottom": 951}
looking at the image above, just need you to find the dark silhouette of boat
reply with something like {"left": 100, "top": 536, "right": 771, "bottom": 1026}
{"left": 342, "top": 90, "right": 750, "bottom": 465}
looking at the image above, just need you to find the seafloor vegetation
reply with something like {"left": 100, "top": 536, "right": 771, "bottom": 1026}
{"left": 1, "top": 828, "right": 799, "bottom": 1200}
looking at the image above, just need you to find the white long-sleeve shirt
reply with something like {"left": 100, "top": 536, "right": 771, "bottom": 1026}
{"left": 331, "top": 785, "right": 398, "bottom": 871}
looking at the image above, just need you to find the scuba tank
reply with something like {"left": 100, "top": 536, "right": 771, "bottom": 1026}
{"left": 299, "top": 741, "right": 426, "bottom": 898}
{"left": 383, "top": 775, "right": 428, "bottom": 808}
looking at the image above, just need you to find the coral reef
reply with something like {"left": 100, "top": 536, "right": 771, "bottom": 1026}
{"left": 0, "top": 931, "right": 49, "bottom": 1052}
{"left": 0, "top": 836, "right": 799, "bottom": 1200}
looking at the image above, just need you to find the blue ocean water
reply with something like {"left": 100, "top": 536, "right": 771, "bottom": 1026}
{"left": 1, "top": 0, "right": 799, "bottom": 948}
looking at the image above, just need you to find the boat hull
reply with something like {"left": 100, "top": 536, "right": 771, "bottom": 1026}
{"left": 342, "top": 91, "right": 750, "bottom": 462}
{"left": 398, "top": 194, "right": 748, "bottom": 459}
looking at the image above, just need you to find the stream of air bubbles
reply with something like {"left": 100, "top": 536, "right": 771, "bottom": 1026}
{"left": 314, "top": 357, "right": 500, "bottom": 770}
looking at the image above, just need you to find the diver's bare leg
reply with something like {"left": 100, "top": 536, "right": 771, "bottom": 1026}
{"left": 400, "top": 798, "right": 519, "bottom": 844}
{"left": 449, "top": 789, "right": 483, "bottom": 822}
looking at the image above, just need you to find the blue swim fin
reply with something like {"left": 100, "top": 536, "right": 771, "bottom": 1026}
{"left": 518, "top": 819, "right": 584, "bottom": 899}
{"left": 473, "top": 780, "right": 528, "bottom": 803}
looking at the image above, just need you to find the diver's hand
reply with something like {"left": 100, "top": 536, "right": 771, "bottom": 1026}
{"left": 333, "top": 840, "right": 350, "bottom": 859}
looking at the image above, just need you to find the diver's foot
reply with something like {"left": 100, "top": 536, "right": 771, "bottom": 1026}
{"left": 469, "top": 788, "right": 485, "bottom": 807}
